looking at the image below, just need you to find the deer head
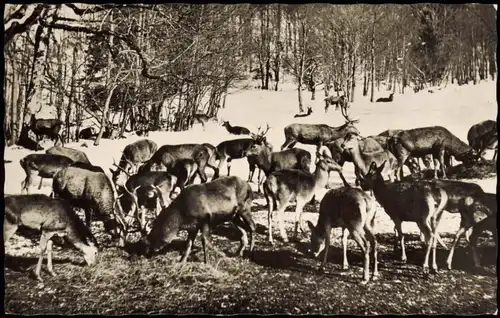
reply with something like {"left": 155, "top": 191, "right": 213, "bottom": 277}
{"left": 251, "top": 123, "right": 271, "bottom": 144}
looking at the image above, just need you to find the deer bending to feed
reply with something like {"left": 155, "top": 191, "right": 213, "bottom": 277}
{"left": 137, "top": 144, "right": 210, "bottom": 184}
{"left": 281, "top": 111, "right": 360, "bottom": 150}
{"left": 222, "top": 121, "right": 251, "bottom": 135}
{"left": 27, "top": 113, "right": 64, "bottom": 148}
{"left": 376, "top": 93, "right": 394, "bottom": 103}
{"left": 263, "top": 157, "right": 348, "bottom": 244}
{"left": 342, "top": 132, "right": 398, "bottom": 184}
{"left": 46, "top": 146, "right": 91, "bottom": 165}
{"left": 117, "top": 171, "right": 178, "bottom": 233}
{"left": 192, "top": 113, "right": 218, "bottom": 130}
{"left": 388, "top": 126, "right": 477, "bottom": 180}
{"left": 20, "top": 154, "right": 75, "bottom": 193}
{"left": 110, "top": 139, "right": 158, "bottom": 183}
{"left": 467, "top": 120, "right": 497, "bottom": 161}
{"left": 359, "top": 161, "right": 448, "bottom": 277}
{"left": 138, "top": 176, "right": 255, "bottom": 264}
{"left": 52, "top": 166, "right": 128, "bottom": 247}
{"left": 4, "top": 194, "right": 99, "bottom": 282}
{"left": 307, "top": 187, "right": 378, "bottom": 284}
{"left": 324, "top": 95, "right": 348, "bottom": 113}
{"left": 294, "top": 107, "right": 313, "bottom": 118}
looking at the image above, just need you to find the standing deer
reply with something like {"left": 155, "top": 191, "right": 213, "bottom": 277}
{"left": 110, "top": 139, "right": 158, "bottom": 183}
{"left": 20, "top": 154, "right": 75, "bottom": 193}
{"left": 138, "top": 176, "right": 255, "bottom": 264}
{"left": 324, "top": 95, "right": 348, "bottom": 113}
{"left": 359, "top": 161, "right": 449, "bottom": 277}
{"left": 4, "top": 194, "right": 99, "bottom": 282}
{"left": 467, "top": 120, "right": 497, "bottom": 161}
{"left": 263, "top": 156, "right": 347, "bottom": 244}
{"left": 27, "top": 113, "right": 64, "bottom": 148}
{"left": 307, "top": 186, "right": 378, "bottom": 284}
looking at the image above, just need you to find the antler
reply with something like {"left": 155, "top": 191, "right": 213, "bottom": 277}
{"left": 340, "top": 104, "right": 359, "bottom": 125}
{"left": 112, "top": 159, "right": 131, "bottom": 176}
{"left": 252, "top": 123, "right": 271, "bottom": 142}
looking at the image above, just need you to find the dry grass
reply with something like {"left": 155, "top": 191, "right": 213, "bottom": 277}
{"left": 402, "top": 160, "right": 497, "bottom": 181}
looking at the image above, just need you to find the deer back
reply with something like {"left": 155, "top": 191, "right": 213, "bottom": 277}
{"left": 46, "top": 146, "right": 91, "bottom": 164}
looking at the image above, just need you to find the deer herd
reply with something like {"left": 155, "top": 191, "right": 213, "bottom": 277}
{"left": 4, "top": 105, "right": 498, "bottom": 285}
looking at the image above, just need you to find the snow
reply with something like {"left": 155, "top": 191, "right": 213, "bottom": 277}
{"left": 4, "top": 79, "right": 497, "bottom": 237}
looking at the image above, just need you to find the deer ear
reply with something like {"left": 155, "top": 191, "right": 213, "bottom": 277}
{"left": 368, "top": 161, "right": 378, "bottom": 173}
{"left": 377, "top": 160, "right": 387, "bottom": 172}
{"left": 307, "top": 220, "right": 315, "bottom": 233}
{"left": 109, "top": 168, "right": 115, "bottom": 175}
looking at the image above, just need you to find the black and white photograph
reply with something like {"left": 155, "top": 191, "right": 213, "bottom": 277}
{"left": 3, "top": 3, "right": 498, "bottom": 315}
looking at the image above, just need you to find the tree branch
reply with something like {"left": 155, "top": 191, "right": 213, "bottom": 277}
{"left": 4, "top": 4, "right": 46, "bottom": 45}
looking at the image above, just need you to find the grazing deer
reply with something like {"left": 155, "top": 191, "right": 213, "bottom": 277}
{"left": 263, "top": 157, "right": 348, "bottom": 244}
{"left": 342, "top": 132, "right": 398, "bottom": 184}
{"left": 118, "top": 171, "right": 178, "bottom": 233}
{"left": 78, "top": 126, "right": 98, "bottom": 140}
{"left": 17, "top": 125, "right": 44, "bottom": 151}
{"left": 46, "top": 146, "right": 91, "bottom": 165}
{"left": 4, "top": 194, "right": 99, "bottom": 282}
{"left": 359, "top": 161, "right": 449, "bottom": 277}
{"left": 307, "top": 186, "right": 378, "bottom": 284}
{"left": 294, "top": 107, "right": 313, "bottom": 118}
{"left": 467, "top": 120, "right": 497, "bottom": 161}
{"left": 376, "top": 93, "right": 394, "bottom": 103}
{"left": 324, "top": 95, "right": 348, "bottom": 113}
{"left": 388, "top": 126, "right": 477, "bottom": 180}
{"left": 245, "top": 134, "right": 312, "bottom": 193}
{"left": 137, "top": 143, "right": 210, "bottom": 184}
{"left": 281, "top": 111, "right": 360, "bottom": 150}
{"left": 138, "top": 176, "right": 255, "bottom": 264}
{"left": 20, "top": 154, "right": 75, "bottom": 193}
{"left": 110, "top": 139, "right": 158, "bottom": 183}
{"left": 192, "top": 113, "right": 218, "bottom": 130}
{"left": 222, "top": 121, "right": 251, "bottom": 135}
{"left": 52, "top": 166, "right": 128, "bottom": 247}
{"left": 27, "top": 113, "right": 64, "bottom": 148}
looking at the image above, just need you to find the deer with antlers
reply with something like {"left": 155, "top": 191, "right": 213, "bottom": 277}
{"left": 110, "top": 139, "right": 158, "bottom": 184}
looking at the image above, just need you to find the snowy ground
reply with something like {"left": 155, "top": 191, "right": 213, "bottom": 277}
{"left": 4, "top": 79, "right": 497, "bottom": 242}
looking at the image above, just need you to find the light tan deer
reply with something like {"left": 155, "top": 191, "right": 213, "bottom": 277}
{"left": 263, "top": 156, "right": 346, "bottom": 244}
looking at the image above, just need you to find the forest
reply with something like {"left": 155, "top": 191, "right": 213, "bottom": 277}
{"left": 3, "top": 4, "right": 497, "bottom": 146}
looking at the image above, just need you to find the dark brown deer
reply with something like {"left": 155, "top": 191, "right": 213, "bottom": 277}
{"left": 27, "top": 113, "right": 64, "bottom": 148}
{"left": 110, "top": 139, "right": 158, "bottom": 183}
{"left": 137, "top": 143, "right": 210, "bottom": 184}
{"left": 46, "top": 146, "right": 91, "bottom": 165}
{"left": 222, "top": 121, "right": 251, "bottom": 135}
{"left": 307, "top": 186, "right": 378, "bottom": 284}
{"left": 388, "top": 126, "right": 477, "bottom": 180}
{"left": 138, "top": 176, "right": 255, "bottom": 264}
{"left": 376, "top": 93, "right": 394, "bottom": 103}
{"left": 20, "top": 154, "right": 75, "bottom": 193}
{"left": 467, "top": 120, "right": 497, "bottom": 161}
{"left": 52, "top": 166, "right": 128, "bottom": 247}
{"left": 359, "top": 161, "right": 449, "bottom": 277}
{"left": 4, "top": 194, "right": 99, "bottom": 282}
{"left": 294, "top": 106, "right": 313, "bottom": 118}
{"left": 263, "top": 157, "right": 347, "bottom": 244}
{"left": 324, "top": 95, "right": 348, "bottom": 113}
{"left": 281, "top": 113, "right": 360, "bottom": 150}
{"left": 78, "top": 126, "right": 98, "bottom": 140}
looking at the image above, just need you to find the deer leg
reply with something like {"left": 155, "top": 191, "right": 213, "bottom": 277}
{"left": 85, "top": 209, "right": 92, "bottom": 228}
{"left": 493, "top": 149, "right": 497, "bottom": 161}
{"left": 200, "top": 223, "right": 226, "bottom": 264}
{"left": 349, "top": 229, "right": 370, "bottom": 284}
{"left": 293, "top": 199, "right": 306, "bottom": 242}
{"left": 468, "top": 219, "right": 490, "bottom": 269}
{"left": 337, "top": 170, "right": 350, "bottom": 187}
{"left": 342, "top": 227, "right": 350, "bottom": 270}
{"left": 226, "top": 158, "right": 232, "bottom": 176}
{"left": 281, "top": 139, "right": 292, "bottom": 151}
{"left": 38, "top": 177, "right": 44, "bottom": 190}
{"left": 276, "top": 195, "right": 290, "bottom": 243}
{"left": 364, "top": 223, "right": 379, "bottom": 279}
{"left": 35, "top": 232, "right": 55, "bottom": 282}
{"left": 438, "top": 148, "right": 447, "bottom": 179}
{"left": 46, "top": 239, "right": 57, "bottom": 277}
{"left": 394, "top": 220, "right": 406, "bottom": 263}
{"left": 180, "top": 229, "right": 199, "bottom": 263}
{"left": 214, "top": 157, "right": 226, "bottom": 179}
{"left": 446, "top": 220, "right": 472, "bottom": 270}
{"left": 417, "top": 221, "right": 434, "bottom": 277}
{"left": 247, "top": 162, "right": 255, "bottom": 182}
{"left": 320, "top": 225, "right": 331, "bottom": 268}
{"left": 197, "top": 164, "right": 208, "bottom": 184}
{"left": 233, "top": 215, "right": 251, "bottom": 257}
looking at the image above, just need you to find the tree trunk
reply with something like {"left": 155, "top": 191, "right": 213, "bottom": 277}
{"left": 273, "top": 4, "right": 282, "bottom": 91}
{"left": 363, "top": 62, "right": 368, "bottom": 96}
{"left": 350, "top": 43, "right": 357, "bottom": 103}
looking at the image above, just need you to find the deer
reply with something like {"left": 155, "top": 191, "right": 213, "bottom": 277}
{"left": 136, "top": 143, "right": 210, "bottom": 184}
{"left": 78, "top": 126, "right": 98, "bottom": 140}
{"left": 263, "top": 156, "right": 348, "bottom": 245}
{"left": 52, "top": 166, "right": 128, "bottom": 247}
{"left": 324, "top": 95, "right": 348, "bottom": 113}
{"left": 192, "top": 113, "right": 218, "bottom": 130}
{"left": 200, "top": 142, "right": 221, "bottom": 181}
{"left": 358, "top": 161, "right": 449, "bottom": 277}
{"left": 294, "top": 106, "right": 313, "bottom": 118}
{"left": 26, "top": 113, "right": 64, "bottom": 148}
{"left": 222, "top": 121, "right": 251, "bottom": 135}
{"left": 387, "top": 126, "right": 478, "bottom": 180}
{"left": 46, "top": 146, "right": 91, "bottom": 165}
{"left": 467, "top": 120, "right": 497, "bottom": 161}
{"left": 244, "top": 130, "right": 312, "bottom": 193}
{"left": 137, "top": 176, "right": 256, "bottom": 264}
{"left": 20, "top": 154, "right": 75, "bottom": 193}
{"left": 4, "top": 194, "right": 99, "bottom": 282}
{"left": 342, "top": 132, "right": 398, "bottom": 184}
{"left": 306, "top": 186, "right": 378, "bottom": 284}
{"left": 17, "top": 125, "right": 44, "bottom": 151}
{"left": 281, "top": 108, "right": 359, "bottom": 150}
{"left": 110, "top": 139, "right": 158, "bottom": 183}
{"left": 376, "top": 93, "right": 394, "bottom": 103}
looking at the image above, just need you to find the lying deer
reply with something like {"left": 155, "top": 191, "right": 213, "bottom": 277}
{"left": 138, "top": 176, "right": 255, "bottom": 264}
{"left": 294, "top": 107, "right": 313, "bottom": 118}
{"left": 307, "top": 186, "right": 378, "bottom": 284}
{"left": 4, "top": 194, "right": 99, "bottom": 282}
{"left": 375, "top": 93, "right": 394, "bottom": 103}
{"left": 263, "top": 156, "right": 347, "bottom": 244}
{"left": 359, "top": 161, "right": 448, "bottom": 277}
{"left": 222, "top": 121, "right": 251, "bottom": 135}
